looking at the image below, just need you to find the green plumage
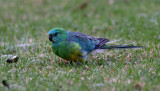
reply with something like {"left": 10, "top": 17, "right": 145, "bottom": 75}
{"left": 52, "top": 41, "right": 84, "bottom": 62}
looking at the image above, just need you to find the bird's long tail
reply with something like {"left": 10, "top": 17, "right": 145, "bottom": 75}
{"left": 100, "top": 45, "right": 143, "bottom": 49}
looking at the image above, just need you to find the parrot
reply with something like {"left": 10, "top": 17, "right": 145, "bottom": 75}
{"left": 48, "top": 27, "right": 142, "bottom": 62}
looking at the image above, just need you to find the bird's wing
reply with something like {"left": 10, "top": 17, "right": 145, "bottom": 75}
{"left": 67, "top": 31, "right": 109, "bottom": 53}
{"left": 94, "top": 38, "right": 109, "bottom": 49}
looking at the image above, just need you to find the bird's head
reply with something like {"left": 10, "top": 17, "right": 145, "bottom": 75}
{"left": 48, "top": 27, "right": 67, "bottom": 43}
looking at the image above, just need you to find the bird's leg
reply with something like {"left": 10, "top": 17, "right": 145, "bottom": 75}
{"left": 69, "top": 61, "right": 73, "bottom": 65}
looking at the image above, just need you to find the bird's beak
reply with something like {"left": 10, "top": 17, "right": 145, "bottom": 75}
{"left": 49, "top": 35, "right": 52, "bottom": 41}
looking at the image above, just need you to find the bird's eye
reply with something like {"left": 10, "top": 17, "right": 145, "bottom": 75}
{"left": 54, "top": 32, "right": 58, "bottom": 36}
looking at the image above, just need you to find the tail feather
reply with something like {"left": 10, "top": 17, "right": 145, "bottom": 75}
{"left": 100, "top": 45, "right": 143, "bottom": 49}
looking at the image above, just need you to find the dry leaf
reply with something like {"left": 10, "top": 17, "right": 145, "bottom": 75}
{"left": 78, "top": 0, "right": 90, "bottom": 10}
{"left": 133, "top": 82, "right": 145, "bottom": 89}
{"left": 109, "top": 0, "right": 114, "bottom": 5}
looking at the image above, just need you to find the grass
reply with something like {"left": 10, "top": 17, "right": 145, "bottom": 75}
{"left": 0, "top": 0, "right": 160, "bottom": 91}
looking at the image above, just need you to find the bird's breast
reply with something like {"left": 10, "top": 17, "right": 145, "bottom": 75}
{"left": 52, "top": 42, "right": 83, "bottom": 61}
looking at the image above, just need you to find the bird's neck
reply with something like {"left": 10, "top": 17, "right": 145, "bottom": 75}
{"left": 51, "top": 42, "right": 60, "bottom": 47}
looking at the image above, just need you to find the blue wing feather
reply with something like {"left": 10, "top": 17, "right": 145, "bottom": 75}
{"left": 67, "top": 31, "right": 97, "bottom": 53}
{"left": 67, "top": 31, "right": 109, "bottom": 53}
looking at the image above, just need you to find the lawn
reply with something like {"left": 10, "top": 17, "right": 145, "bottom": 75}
{"left": 0, "top": 0, "right": 160, "bottom": 91}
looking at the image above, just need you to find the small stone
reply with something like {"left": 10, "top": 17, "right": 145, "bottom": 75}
{"left": 2, "top": 80, "right": 10, "bottom": 89}
{"left": 6, "top": 55, "right": 19, "bottom": 63}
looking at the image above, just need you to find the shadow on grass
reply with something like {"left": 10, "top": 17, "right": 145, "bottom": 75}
{"left": 52, "top": 57, "right": 115, "bottom": 68}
